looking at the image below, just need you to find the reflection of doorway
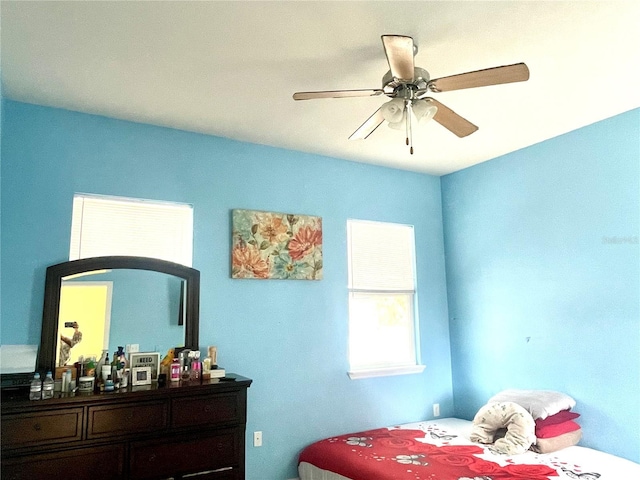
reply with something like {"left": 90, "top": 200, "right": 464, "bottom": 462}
{"left": 57, "top": 282, "right": 112, "bottom": 366}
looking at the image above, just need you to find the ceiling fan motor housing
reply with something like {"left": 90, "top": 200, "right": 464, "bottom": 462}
{"left": 382, "top": 67, "right": 430, "bottom": 96}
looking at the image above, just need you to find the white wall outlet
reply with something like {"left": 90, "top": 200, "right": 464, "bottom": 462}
{"left": 126, "top": 344, "right": 139, "bottom": 353}
{"left": 253, "top": 431, "right": 263, "bottom": 447}
{"left": 433, "top": 403, "right": 440, "bottom": 417}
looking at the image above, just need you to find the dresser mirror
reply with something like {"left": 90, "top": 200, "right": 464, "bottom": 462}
{"left": 38, "top": 256, "right": 200, "bottom": 373}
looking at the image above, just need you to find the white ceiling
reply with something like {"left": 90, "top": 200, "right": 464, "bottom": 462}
{"left": 2, "top": 1, "right": 639, "bottom": 175}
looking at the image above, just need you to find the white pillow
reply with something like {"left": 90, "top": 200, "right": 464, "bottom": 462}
{"left": 488, "top": 389, "right": 576, "bottom": 420}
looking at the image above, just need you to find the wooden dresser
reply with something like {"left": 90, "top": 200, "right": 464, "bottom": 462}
{"left": 0, "top": 375, "right": 252, "bottom": 480}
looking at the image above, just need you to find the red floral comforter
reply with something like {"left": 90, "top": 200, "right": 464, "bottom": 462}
{"left": 299, "top": 423, "right": 560, "bottom": 480}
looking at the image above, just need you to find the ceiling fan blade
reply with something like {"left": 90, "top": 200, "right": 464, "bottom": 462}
{"left": 293, "top": 89, "right": 384, "bottom": 100}
{"left": 426, "top": 97, "right": 478, "bottom": 138}
{"left": 428, "top": 63, "right": 530, "bottom": 92}
{"left": 349, "top": 107, "right": 385, "bottom": 140}
{"left": 381, "top": 35, "right": 415, "bottom": 82}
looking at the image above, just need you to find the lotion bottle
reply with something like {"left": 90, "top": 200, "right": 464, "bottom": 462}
{"left": 170, "top": 358, "right": 180, "bottom": 382}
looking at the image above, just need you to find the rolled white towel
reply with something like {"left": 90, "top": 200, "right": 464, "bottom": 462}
{"left": 470, "top": 401, "right": 536, "bottom": 455}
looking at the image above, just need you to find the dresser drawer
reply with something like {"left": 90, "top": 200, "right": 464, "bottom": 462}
{"left": 87, "top": 400, "right": 168, "bottom": 439}
{"left": 129, "top": 428, "right": 240, "bottom": 479}
{"left": 171, "top": 391, "right": 243, "bottom": 428}
{"left": 0, "top": 407, "right": 83, "bottom": 450}
{"left": 174, "top": 467, "right": 239, "bottom": 479}
{"left": 1, "top": 443, "right": 125, "bottom": 480}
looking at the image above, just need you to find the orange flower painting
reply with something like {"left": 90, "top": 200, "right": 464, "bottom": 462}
{"left": 232, "top": 209, "right": 323, "bottom": 280}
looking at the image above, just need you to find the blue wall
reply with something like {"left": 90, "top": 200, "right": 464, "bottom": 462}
{"left": 2, "top": 99, "right": 638, "bottom": 473}
{"left": 0, "top": 100, "right": 454, "bottom": 479}
{"left": 442, "top": 109, "right": 640, "bottom": 462}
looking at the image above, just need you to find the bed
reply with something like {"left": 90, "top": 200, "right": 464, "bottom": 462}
{"left": 298, "top": 417, "right": 640, "bottom": 480}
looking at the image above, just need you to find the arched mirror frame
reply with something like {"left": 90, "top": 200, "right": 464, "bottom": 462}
{"left": 38, "top": 256, "right": 200, "bottom": 373}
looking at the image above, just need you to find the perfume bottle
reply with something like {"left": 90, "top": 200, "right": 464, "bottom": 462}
{"left": 180, "top": 350, "right": 192, "bottom": 381}
{"left": 190, "top": 361, "right": 201, "bottom": 382}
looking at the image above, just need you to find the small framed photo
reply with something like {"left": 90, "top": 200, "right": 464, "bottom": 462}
{"left": 131, "top": 366, "right": 152, "bottom": 386}
{"left": 129, "top": 352, "right": 160, "bottom": 381}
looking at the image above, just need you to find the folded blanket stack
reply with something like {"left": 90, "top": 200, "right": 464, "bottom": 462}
{"left": 487, "top": 389, "right": 582, "bottom": 453}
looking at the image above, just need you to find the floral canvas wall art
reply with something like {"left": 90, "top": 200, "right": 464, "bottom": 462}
{"left": 231, "top": 209, "right": 323, "bottom": 280}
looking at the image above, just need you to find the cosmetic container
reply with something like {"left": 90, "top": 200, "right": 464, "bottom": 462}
{"left": 170, "top": 358, "right": 180, "bottom": 382}
{"left": 190, "top": 361, "right": 202, "bottom": 382}
{"left": 105, "top": 375, "right": 114, "bottom": 392}
{"left": 78, "top": 376, "right": 94, "bottom": 392}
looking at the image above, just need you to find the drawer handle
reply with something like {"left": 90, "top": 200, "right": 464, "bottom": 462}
{"left": 216, "top": 442, "right": 225, "bottom": 451}
{"left": 204, "top": 405, "right": 213, "bottom": 412}
{"left": 33, "top": 423, "right": 42, "bottom": 431}
{"left": 148, "top": 453, "right": 157, "bottom": 462}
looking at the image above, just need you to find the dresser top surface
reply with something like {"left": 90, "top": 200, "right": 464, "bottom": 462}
{"left": 1, "top": 374, "right": 252, "bottom": 412}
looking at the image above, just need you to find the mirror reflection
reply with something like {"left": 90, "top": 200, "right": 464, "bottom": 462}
{"left": 56, "top": 269, "right": 185, "bottom": 367}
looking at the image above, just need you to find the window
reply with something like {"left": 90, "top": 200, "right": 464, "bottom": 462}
{"left": 347, "top": 219, "right": 424, "bottom": 379}
{"left": 70, "top": 194, "right": 193, "bottom": 266}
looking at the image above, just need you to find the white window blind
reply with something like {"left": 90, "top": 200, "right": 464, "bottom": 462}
{"left": 348, "top": 220, "right": 416, "bottom": 292}
{"left": 347, "top": 219, "right": 422, "bottom": 378}
{"left": 70, "top": 194, "right": 193, "bottom": 266}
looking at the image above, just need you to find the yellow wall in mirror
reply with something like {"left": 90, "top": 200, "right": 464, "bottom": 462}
{"left": 57, "top": 282, "right": 111, "bottom": 365}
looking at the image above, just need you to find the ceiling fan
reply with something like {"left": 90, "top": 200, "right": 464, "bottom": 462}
{"left": 293, "top": 35, "right": 530, "bottom": 154}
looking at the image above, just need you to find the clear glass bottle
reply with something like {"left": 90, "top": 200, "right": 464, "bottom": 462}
{"left": 29, "top": 373, "right": 42, "bottom": 400}
{"left": 42, "top": 371, "right": 55, "bottom": 399}
{"left": 189, "top": 361, "right": 201, "bottom": 382}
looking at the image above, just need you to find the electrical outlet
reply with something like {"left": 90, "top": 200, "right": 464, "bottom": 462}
{"left": 433, "top": 403, "right": 440, "bottom": 417}
{"left": 126, "top": 344, "right": 139, "bottom": 353}
{"left": 253, "top": 431, "right": 263, "bottom": 447}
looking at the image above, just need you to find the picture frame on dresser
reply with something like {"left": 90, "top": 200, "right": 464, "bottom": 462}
{"left": 131, "top": 366, "right": 152, "bottom": 386}
{"left": 129, "top": 352, "right": 161, "bottom": 381}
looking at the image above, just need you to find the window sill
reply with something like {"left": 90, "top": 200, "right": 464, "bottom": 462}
{"left": 347, "top": 365, "right": 425, "bottom": 380}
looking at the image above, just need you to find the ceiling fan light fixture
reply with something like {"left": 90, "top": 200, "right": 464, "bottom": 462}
{"left": 381, "top": 98, "right": 404, "bottom": 123}
{"left": 387, "top": 99, "right": 437, "bottom": 131}
{"left": 387, "top": 117, "right": 406, "bottom": 130}
{"left": 412, "top": 99, "right": 438, "bottom": 124}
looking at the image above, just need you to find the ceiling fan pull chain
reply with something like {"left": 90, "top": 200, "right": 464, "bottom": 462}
{"left": 404, "top": 101, "right": 409, "bottom": 146}
{"left": 406, "top": 100, "right": 414, "bottom": 155}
